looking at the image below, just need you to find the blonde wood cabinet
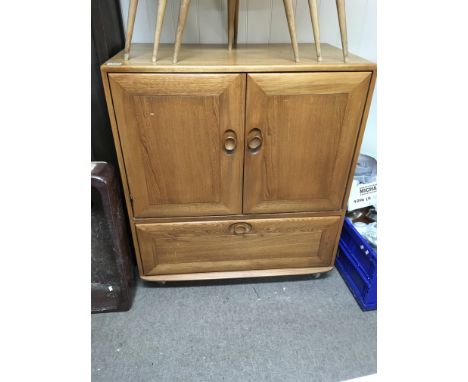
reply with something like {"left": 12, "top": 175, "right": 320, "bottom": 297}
{"left": 102, "top": 44, "right": 376, "bottom": 282}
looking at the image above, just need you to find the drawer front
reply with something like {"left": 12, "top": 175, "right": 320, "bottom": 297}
{"left": 136, "top": 216, "right": 341, "bottom": 276}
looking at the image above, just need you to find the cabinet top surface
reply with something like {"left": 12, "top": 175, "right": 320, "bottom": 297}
{"left": 102, "top": 44, "right": 376, "bottom": 73}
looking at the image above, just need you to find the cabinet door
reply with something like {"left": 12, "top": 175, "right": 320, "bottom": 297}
{"left": 109, "top": 74, "right": 245, "bottom": 218}
{"left": 244, "top": 72, "right": 371, "bottom": 214}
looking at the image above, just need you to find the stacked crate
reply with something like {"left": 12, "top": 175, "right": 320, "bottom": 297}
{"left": 335, "top": 217, "right": 377, "bottom": 311}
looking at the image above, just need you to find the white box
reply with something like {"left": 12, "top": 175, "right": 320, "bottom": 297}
{"left": 348, "top": 180, "right": 377, "bottom": 211}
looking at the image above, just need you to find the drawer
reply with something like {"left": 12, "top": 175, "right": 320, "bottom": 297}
{"left": 136, "top": 216, "right": 341, "bottom": 276}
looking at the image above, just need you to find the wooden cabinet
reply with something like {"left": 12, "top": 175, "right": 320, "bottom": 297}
{"left": 101, "top": 44, "right": 376, "bottom": 282}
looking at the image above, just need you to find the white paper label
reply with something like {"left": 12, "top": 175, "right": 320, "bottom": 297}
{"left": 348, "top": 181, "right": 377, "bottom": 211}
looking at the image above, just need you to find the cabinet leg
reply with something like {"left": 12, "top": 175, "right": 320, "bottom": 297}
{"left": 336, "top": 0, "right": 348, "bottom": 62}
{"left": 283, "top": 0, "right": 300, "bottom": 62}
{"left": 307, "top": 0, "right": 321, "bottom": 61}
{"left": 173, "top": 0, "right": 192, "bottom": 64}
{"left": 152, "top": 0, "right": 168, "bottom": 62}
{"left": 124, "top": 0, "right": 139, "bottom": 61}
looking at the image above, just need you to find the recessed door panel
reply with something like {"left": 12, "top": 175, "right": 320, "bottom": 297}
{"left": 109, "top": 74, "right": 245, "bottom": 217}
{"left": 244, "top": 72, "right": 371, "bottom": 214}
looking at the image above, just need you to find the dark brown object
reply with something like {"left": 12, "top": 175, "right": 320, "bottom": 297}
{"left": 92, "top": 0, "right": 125, "bottom": 166}
{"left": 346, "top": 206, "right": 376, "bottom": 224}
{"left": 92, "top": 163, "right": 135, "bottom": 313}
{"left": 92, "top": 1, "right": 135, "bottom": 307}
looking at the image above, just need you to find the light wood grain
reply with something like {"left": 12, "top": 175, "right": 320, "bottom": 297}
{"left": 133, "top": 210, "right": 344, "bottom": 224}
{"left": 141, "top": 266, "right": 333, "bottom": 281}
{"left": 109, "top": 73, "right": 245, "bottom": 218}
{"left": 243, "top": 72, "right": 371, "bottom": 214}
{"left": 137, "top": 216, "right": 341, "bottom": 275}
{"left": 341, "top": 70, "right": 377, "bottom": 211}
{"left": 282, "top": 0, "right": 300, "bottom": 62}
{"left": 332, "top": 72, "right": 377, "bottom": 266}
{"left": 307, "top": 0, "right": 321, "bottom": 61}
{"left": 102, "top": 43, "right": 375, "bottom": 73}
{"left": 100, "top": 69, "right": 145, "bottom": 274}
{"left": 336, "top": 0, "right": 348, "bottom": 62}
{"left": 152, "top": 0, "right": 167, "bottom": 63}
{"left": 123, "top": 0, "right": 139, "bottom": 61}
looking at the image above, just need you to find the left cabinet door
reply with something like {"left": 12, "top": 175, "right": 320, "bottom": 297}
{"left": 109, "top": 74, "right": 246, "bottom": 218}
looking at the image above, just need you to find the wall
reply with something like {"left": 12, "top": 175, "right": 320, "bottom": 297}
{"left": 119, "top": 0, "right": 376, "bottom": 158}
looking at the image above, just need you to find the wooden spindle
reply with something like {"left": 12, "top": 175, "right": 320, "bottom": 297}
{"left": 307, "top": 0, "right": 322, "bottom": 61}
{"left": 336, "top": 0, "right": 348, "bottom": 62}
{"left": 228, "top": 0, "right": 239, "bottom": 51}
{"left": 283, "top": 0, "right": 300, "bottom": 62}
{"left": 124, "top": 0, "right": 139, "bottom": 61}
{"left": 173, "top": 0, "right": 192, "bottom": 64}
{"left": 233, "top": 0, "right": 239, "bottom": 45}
{"left": 152, "top": 0, "right": 168, "bottom": 62}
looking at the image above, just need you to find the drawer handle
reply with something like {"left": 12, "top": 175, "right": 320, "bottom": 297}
{"left": 229, "top": 222, "right": 252, "bottom": 235}
{"left": 247, "top": 128, "right": 263, "bottom": 154}
{"left": 223, "top": 130, "right": 237, "bottom": 154}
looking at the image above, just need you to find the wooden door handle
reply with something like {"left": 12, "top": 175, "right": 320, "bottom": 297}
{"left": 223, "top": 130, "right": 237, "bottom": 154}
{"left": 229, "top": 222, "right": 252, "bottom": 235}
{"left": 247, "top": 128, "right": 263, "bottom": 153}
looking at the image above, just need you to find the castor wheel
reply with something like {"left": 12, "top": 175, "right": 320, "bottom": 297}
{"left": 156, "top": 281, "right": 166, "bottom": 285}
{"left": 312, "top": 273, "right": 322, "bottom": 279}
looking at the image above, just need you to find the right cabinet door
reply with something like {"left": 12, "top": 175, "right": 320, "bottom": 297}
{"left": 243, "top": 72, "right": 372, "bottom": 214}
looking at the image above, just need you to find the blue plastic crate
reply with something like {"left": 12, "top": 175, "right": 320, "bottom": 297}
{"left": 335, "top": 217, "right": 377, "bottom": 311}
